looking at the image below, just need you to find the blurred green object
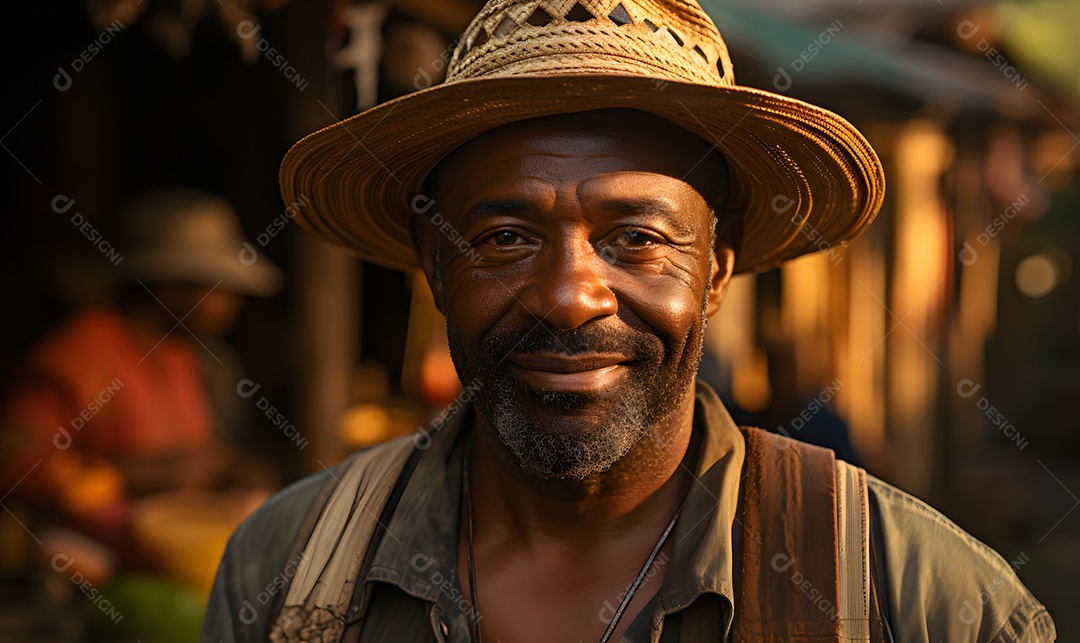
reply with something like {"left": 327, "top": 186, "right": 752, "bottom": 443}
{"left": 85, "top": 574, "right": 204, "bottom": 643}
{"left": 697, "top": 0, "right": 1032, "bottom": 114}
{"left": 998, "top": 0, "right": 1080, "bottom": 101}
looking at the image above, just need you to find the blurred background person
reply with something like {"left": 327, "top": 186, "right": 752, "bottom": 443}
{"left": 0, "top": 188, "right": 282, "bottom": 642}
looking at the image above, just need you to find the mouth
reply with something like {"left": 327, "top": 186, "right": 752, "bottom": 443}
{"left": 505, "top": 353, "right": 632, "bottom": 394}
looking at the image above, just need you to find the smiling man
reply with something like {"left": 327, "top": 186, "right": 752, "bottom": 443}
{"left": 201, "top": 1, "right": 1055, "bottom": 642}
{"left": 429, "top": 111, "right": 728, "bottom": 488}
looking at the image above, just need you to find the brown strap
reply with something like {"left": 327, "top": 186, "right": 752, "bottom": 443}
{"left": 732, "top": 427, "right": 841, "bottom": 642}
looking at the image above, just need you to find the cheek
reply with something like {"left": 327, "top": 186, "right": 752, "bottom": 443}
{"left": 442, "top": 268, "right": 525, "bottom": 342}
{"left": 613, "top": 255, "right": 711, "bottom": 347}
{"left": 617, "top": 279, "right": 702, "bottom": 348}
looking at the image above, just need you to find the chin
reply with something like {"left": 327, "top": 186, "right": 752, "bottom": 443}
{"left": 489, "top": 377, "right": 649, "bottom": 480}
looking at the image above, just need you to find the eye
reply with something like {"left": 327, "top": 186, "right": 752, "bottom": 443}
{"left": 596, "top": 227, "right": 667, "bottom": 265}
{"left": 471, "top": 227, "right": 536, "bottom": 264}
{"left": 482, "top": 230, "right": 527, "bottom": 247}
{"left": 610, "top": 228, "right": 659, "bottom": 248}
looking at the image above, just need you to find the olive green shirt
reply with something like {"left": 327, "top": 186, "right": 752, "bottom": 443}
{"left": 200, "top": 382, "right": 1055, "bottom": 642}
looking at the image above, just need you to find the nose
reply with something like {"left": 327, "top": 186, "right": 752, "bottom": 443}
{"left": 519, "top": 239, "right": 618, "bottom": 329}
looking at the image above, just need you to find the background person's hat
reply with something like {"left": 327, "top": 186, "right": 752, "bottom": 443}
{"left": 120, "top": 188, "right": 283, "bottom": 297}
{"left": 280, "top": 0, "right": 885, "bottom": 274}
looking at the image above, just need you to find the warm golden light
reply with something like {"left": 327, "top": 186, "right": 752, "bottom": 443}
{"left": 1015, "top": 253, "right": 1060, "bottom": 299}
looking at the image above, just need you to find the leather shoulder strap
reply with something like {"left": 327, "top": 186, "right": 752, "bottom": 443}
{"left": 733, "top": 426, "right": 842, "bottom": 642}
{"left": 268, "top": 434, "right": 419, "bottom": 643}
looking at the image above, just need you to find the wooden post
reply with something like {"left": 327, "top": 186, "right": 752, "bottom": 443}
{"left": 283, "top": 0, "right": 358, "bottom": 471}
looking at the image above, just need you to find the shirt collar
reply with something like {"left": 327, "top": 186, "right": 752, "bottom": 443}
{"left": 366, "top": 404, "right": 471, "bottom": 603}
{"left": 366, "top": 381, "right": 744, "bottom": 631}
{"left": 657, "top": 380, "right": 744, "bottom": 636}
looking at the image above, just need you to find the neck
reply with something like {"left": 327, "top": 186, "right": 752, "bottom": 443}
{"left": 467, "top": 390, "right": 698, "bottom": 548}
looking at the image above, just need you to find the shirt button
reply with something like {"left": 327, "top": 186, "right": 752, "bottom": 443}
{"left": 440, "top": 620, "right": 449, "bottom": 636}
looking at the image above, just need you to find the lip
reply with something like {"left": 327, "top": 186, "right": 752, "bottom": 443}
{"left": 506, "top": 353, "right": 630, "bottom": 393}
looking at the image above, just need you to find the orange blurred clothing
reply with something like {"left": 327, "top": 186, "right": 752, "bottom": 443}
{"left": 2, "top": 307, "right": 213, "bottom": 503}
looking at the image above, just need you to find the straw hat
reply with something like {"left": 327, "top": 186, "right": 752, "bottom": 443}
{"left": 120, "top": 189, "right": 283, "bottom": 297}
{"left": 280, "top": 0, "right": 885, "bottom": 274}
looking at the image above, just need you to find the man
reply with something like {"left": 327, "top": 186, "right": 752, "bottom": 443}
{"left": 202, "top": 1, "right": 1055, "bottom": 641}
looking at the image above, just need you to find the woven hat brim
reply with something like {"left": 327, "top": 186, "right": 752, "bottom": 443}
{"left": 280, "top": 75, "right": 885, "bottom": 274}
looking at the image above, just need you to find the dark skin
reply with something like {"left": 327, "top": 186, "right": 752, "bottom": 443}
{"left": 412, "top": 109, "right": 736, "bottom": 642}
{"left": 124, "top": 284, "right": 245, "bottom": 341}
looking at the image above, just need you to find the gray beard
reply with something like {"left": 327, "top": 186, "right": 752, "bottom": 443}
{"left": 474, "top": 284, "right": 711, "bottom": 481}
{"left": 489, "top": 375, "right": 650, "bottom": 479}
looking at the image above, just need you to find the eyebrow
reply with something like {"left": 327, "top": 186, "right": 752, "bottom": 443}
{"left": 594, "top": 198, "right": 695, "bottom": 238}
{"left": 461, "top": 197, "right": 699, "bottom": 238}
{"left": 462, "top": 199, "right": 536, "bottom": 225}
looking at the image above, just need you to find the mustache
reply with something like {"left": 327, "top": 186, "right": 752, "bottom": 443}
{"left": 484, "top": 321, "right": 662, "bottom": 364}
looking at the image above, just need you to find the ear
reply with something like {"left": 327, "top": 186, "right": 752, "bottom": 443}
{"left": 410, "top": 206, "right": 446, "bottom": 315}
{"left": 705, "top": 239, "right": 736, "bottom": 318}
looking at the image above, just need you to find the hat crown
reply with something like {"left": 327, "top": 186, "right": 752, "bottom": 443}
{"left": 447, "top": 0, "right": 735, "bottom": 86}
{"left": 119, "top": 188, "right": 283, "bottom": 296}
{"left": 123, "top": 189, "right": 244, "bottom": 256}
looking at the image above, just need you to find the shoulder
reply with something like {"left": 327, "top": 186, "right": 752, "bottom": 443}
{"left": 205, "top": 435, "right": 421, "bottom": 632}
{"left": 201, "top": 468, "right": 331, "bottom": 642}
{"left": 37, "top": 308, "right": 125, "bottom": 350}
{"left": 202, "top": 436, "right": 422, "bottom": 642}
{"left": 221, "top": 467, "right": 334, "bottom": 602}
{"left": 22, "top": 308, "right": 131, "bottom": 380}
{"left": 228, "top": 467, "right": 332, "bottom": 561}
{"left": 867, "top": 475, "right": 1056, "bottom": 642}
{"left": 222, "top": 433, "right": 419, "bottom": 574}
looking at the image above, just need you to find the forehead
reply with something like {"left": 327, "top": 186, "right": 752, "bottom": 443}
{"left": 429, "top": 109, "right": 726, "bottom": 207}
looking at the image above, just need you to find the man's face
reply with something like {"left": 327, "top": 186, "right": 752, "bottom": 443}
{"left": 152, "top": 284, "right": 244, "bottom": 336}
{"left": 418, "top": 109, "right": 734, "bottom": 479}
